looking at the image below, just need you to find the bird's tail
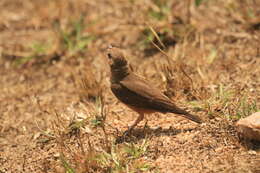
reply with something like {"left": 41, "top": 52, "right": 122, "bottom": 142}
{"left": 179, "top": 112, "right": 202, "bottom": 124}
{"left": 169, "top": 107, "right": 202, "bottom": 124}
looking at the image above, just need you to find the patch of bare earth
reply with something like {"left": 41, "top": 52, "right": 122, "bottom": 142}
{"left": 0, "top": 0, "right": 259, "bottom": 172}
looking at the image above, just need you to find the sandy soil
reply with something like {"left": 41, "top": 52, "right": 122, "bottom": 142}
{"left": 0, "top": 0, "right": 259, "bottom": 172}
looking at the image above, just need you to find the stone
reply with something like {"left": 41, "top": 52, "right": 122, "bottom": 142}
{"left": 236, "top": 112, "right": 260, "bottom": 141}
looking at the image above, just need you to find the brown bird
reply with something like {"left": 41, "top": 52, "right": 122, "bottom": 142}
{"left": 106, "top": 45, "right": 202, "bottom": 132}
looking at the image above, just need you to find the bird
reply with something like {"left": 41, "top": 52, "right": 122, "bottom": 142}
{"left": 106, "top": 45, "right": 202, "bottom": 133}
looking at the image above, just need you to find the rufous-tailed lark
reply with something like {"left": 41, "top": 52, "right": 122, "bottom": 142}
{"left": 106, "top": 45, "right": 202, "bottom": 133}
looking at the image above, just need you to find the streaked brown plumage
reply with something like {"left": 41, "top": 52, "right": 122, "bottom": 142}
{"left": 106, "top": 45, "right": 202, "bottom": 132}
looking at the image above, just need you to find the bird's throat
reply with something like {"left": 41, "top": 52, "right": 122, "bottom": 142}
{"left": 111, "top": 66, "right": 129, "bottom": 83}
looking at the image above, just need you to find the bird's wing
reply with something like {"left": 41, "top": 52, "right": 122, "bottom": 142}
{"left": 120, "top": 74, "right": 175, "bottom": 109}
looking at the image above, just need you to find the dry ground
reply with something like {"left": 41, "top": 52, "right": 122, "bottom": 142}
{"left": 0, "top": 0, "right": 260, "bottom": 172}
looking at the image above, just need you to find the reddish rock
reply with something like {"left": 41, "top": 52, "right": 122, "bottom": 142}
{"left": 236, "top": 112, "right": 260, "bottom": 141}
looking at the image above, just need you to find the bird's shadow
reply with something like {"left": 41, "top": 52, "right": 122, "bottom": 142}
{"left": 115, "top": 126, "right": 198, "bottom": 144}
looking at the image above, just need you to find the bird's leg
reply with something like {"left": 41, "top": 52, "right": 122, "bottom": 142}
{"left": 143, "top": 117, "right": 148, "bottom": 131}
{"left": 129, "top": 113, "right": 144, "bottom": 131}
{"left": 123, "top": 113, "right": 144, "bottom": 136}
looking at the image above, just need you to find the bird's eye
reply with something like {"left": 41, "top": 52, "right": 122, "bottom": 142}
{"left": 107, "top": 53, "right": 112, "bottom": 59}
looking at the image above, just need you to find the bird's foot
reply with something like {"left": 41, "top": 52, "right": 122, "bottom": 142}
{"left": 115, "top": 127, "right": 133, "bottom": 144}
{"left": 123, "top": 127, "right": 133, "bottom": 137}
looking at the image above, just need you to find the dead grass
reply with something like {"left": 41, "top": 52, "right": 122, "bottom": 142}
{"left": 0, "top": 0, "right": 260, "bottom": 172}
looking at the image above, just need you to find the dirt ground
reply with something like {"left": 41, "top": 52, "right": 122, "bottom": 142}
{"left": 0, "top": 0, "right": 260, "bottom": 172}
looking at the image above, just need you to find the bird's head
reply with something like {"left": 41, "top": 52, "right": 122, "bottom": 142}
{"left": 106, "top": 45, "right": 128, "bottom": 69}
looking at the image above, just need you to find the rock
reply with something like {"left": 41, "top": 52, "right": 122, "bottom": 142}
{"left": 236, "top": 112, "right": 260, "bottom": 141}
